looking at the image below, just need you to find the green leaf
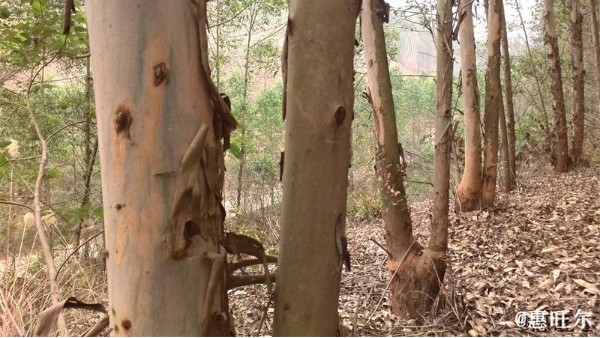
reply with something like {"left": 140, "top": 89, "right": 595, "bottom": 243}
{"left": 228, "top": 142, "right": 242, "bottom": 160}
{"left": 92, "top": 207, "right": 104, "bottom": 219}
{"left": 0, "top": 153, "right": 8, "bottom": 168}
{"left": 0, "top": 138, "right": 12, "bottom": 148}
{"left": 0, "top": 6, "right": 11, "bottom": 19}
{"left": 44, "top": 167, "right": 61, "bottom": 180}
{"left": 31, "top": 0, "right": 42, "bottom": 15}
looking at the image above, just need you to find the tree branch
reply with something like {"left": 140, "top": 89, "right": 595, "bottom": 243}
{"left": 227, "top": 255, "right": 277, "bottom": 274}
{"left": 227, "top": 272, "right": 277, "bottom": 290}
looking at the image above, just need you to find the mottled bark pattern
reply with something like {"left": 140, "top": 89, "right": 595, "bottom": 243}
{"left": 544, "top": 0, "right": 569, "bottom": 172}
{"left": 86, "top": 1, "right": 230, "bottom": 335}
{"left": 483, "top": 0, "right": 503, "bottom": 207}
{"left": 571, "top": 0, "right": 584, "bottom": 165}
{"left": 500, "top": 0, "right": 516, "bottom": 189}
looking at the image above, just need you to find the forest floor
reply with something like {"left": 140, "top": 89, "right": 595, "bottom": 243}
{"left": 230, "top": 166, "right": 600, "bottom": 336}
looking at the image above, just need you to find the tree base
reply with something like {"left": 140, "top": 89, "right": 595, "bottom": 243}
{"left": 388, "top": 243, "right": 447, "bottom": 318}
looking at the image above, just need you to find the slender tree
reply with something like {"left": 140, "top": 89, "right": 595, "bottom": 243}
{"left": 500, "top": 0, "right": 516, "bottom": 189}
{"left": 86, "top": 2, "right": 234, "bottom": 335}
{"left": 428, "top": 0, "right": 453, "bottom": 312}
{"left": 482, "top": 0, "right": 504, "bottom": 207}
{"left": 544, "top": 0, "right": 570, "bottom": 172}
{"left": 590, "top": 0, "right": 600, "bottom": 106}
{"left": 273, "top": 0, "right": 356, "bottom": 334}
{"left": 571, "top": 0, "right": 584, "bottom": 165}
{"left": 498, "top": 100, "right": 511, "bottom": 190}
{"left": 457, "top": 0, "right": 482, "bottom": 211}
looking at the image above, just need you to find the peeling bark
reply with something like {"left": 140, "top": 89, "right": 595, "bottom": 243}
{"left": 483, "top": 0, "right": 503, "bottom": 207}
{"left": 86, "top": 2, "right": 231, "bottom": 335}
{"left": 570, "top": 0, "right": 584, "bottom": 165}
{"left": 544, "top": 0, "right": 570, "bottom": 172}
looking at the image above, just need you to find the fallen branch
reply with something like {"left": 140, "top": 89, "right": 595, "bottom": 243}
{"left": 227, "top": 255, "right": 278, "bottom": 274}
{"left": 227, "top": 272, "right": 277, "bottom": 290}
{"left": 82, "top": 314, "right": 109, "bottom": 337}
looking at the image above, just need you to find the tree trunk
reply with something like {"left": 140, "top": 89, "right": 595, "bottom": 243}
{"left": 457, "top": 0, "right": 482, "bottom": 211}
{"left": 75, "top": 58, "right": 98, "bottom": 251}
{"left": 544, "top": 0, "right": 570, "bottom": 172}
{"left": 498, "top": 99, "right": 510, "bottom": 190}
{"left": 236, "top": 7, "right": 258, "bottom": 212}
{"left": 273, "top": 0, "right": 356, "bottom": 335}
{"left": 427, "top": 0, "right": 453, "bottom": 313}
{"left": 27, "top": 86, "right": 68, "bottom": 336}
{"left": 362, "top": 0, "right": 443, "bottom": 318}
{"left": 571, "top": 0, "right": 584, "bottom": 165}
{"left": 500, "top": 0, "right": 516, "bottom": 189}
{"left": 483, "top": 0, "right": 503, "bottom": 207}
{"left": 86, "top": 2, "right": 231, "bottom": 335}
{"left": 589, "top": 0, "right": 600, "bottom": 114}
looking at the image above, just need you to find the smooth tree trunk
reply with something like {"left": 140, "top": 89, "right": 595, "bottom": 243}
{"left": 362, "top": 0, "right": 447, "bottom": 317}
{"left": 482, "top": 0, "right": 504, "bottom": 207}
{"left": 273, "top": 0, "right": 356, "bottom": 335}
{"left": 571, "top": 0, "right": 584, "bottom": 165}
{"left": 544, "top": 0, "right": 570, "bottom": 172}
{"left": 590, "top": 0, "right": 600, "bottom": 110}
{"left": 457, "top": 0, "right": 482, "bottom": 211}
{"left": 500, "top": 0, "right": 516, "bottom": 189}
{"left": 86, "top": 2, "right": 231, "bottom": 335}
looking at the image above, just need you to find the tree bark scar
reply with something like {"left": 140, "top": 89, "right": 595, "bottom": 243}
{"left": 334, "top": 106, "right": 346, "bottom": 125}
{"left": 152, "top": 62, "right": 168, "bottom": 87}
{"left": 335, "top": 213, "right": 351, "bottom": 271}
{"left": 114, "top": 104, "right": 132, "bottom": 140}
{"left": 279, "top": 151, "right": 285, "bottom": 181}
{"left": 282, "top": 19, "right": 292, "bottom": 121}
{"left": 375, "top": 0, "right": 390, "bottom": 23}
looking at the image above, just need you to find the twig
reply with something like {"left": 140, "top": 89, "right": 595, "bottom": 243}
{"left": 369, "top": 238, "right": 393, "bottom": 257}
{"left": 365, "top": 240, "right": 416, "bottom": 325}
{"left": 47, "top": 120, "right": 87, "bottom": 142}
{"left": 0, "top": 200, "right": 34, "bottom": 212}
{"left": 405, "top": 179, "right": 434, "bottom": 186}
{"left": 0, "top": 288, "right": 24, "bottom": 336}
{"left": 256, "top": 290, "right": 274, "bottom": 336}
{"left": 56, "top": 231, "right": 105, "bottom": 277}
{"left": 82, "top": 314, "right": 109, "bottom": 337}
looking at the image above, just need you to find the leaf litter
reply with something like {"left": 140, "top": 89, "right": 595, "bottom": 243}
{"left": 230, "top": 167, "right": 599, "bottom": 336}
